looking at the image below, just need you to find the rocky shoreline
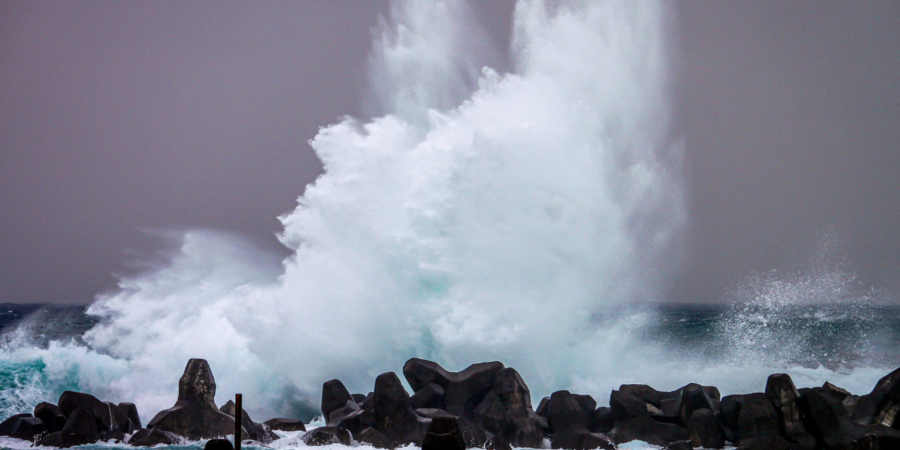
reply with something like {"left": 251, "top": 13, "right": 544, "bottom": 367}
{"left": 2, "top": 358, "right": 900, "bottom": 449}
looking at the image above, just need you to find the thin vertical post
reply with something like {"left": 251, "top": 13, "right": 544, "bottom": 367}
{"left": 235, "top": 393, "right": 242, "bottom": 450}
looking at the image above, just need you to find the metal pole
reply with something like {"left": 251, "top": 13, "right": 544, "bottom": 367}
{"left": 235, "top": 393, "right": 242, "bottom": 450}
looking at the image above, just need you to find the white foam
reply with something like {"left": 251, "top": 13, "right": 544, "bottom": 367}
{"left": 5, "top": 0, "right": 891, "bottom": 426}
{"left": 50, "top": 0, "right": 686, "bottom": 418}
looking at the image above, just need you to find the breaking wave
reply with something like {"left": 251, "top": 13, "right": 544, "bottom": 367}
{"left": 0, "top": 1, "right": 894, "bottom": 429}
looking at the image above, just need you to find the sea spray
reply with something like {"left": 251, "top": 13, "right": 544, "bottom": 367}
{"left": 712, "top": 232, "right": 894, "bottom": 387}
{"left": 0, "top": 0, "right": 894, "bottom": 427}
{"left": 79, "top": 0, "right": 686, "bottom": 418}
{"left": 274, "top": 0, "right": 683, "bottom": 390}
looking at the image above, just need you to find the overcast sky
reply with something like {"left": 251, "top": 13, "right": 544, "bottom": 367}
{"left": 1, "top": 1, "right": 898, "bottom": 304}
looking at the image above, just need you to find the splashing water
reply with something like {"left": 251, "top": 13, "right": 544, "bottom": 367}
{"left": 716, "top": 234, "right": 893, "bottom": 375}
{"left": 638, "top": 234, "right": 898, "bottom": 396}
{"left": 73, "top": 0, "right": 687, "bottom": 417}
{"left": 0, "top": 0, "right": 895, "bottom": 430}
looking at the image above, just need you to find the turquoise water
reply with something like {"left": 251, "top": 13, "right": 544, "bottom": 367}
{"left": 2, "top": 302, "right": 898, "bottom": 421}
{"left": 0, "top": 305, "right": 95, "bottom": 420}
{"left": 0, "top": 303, "right": 894, "bottom": 450}
{"left": 2, "top": 2, "right": 892, "bottom": 449}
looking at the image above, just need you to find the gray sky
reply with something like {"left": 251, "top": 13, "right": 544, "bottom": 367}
{"left": 673, "top": 1, "right": 900, "bottom": 301}
{"left": 1, "top": 1, "right": 898, "bottom": 304}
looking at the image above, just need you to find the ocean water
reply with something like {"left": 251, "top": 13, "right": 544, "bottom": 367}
{"left": 1, "top": 1, "right": 897, "bottom": 449}
{"left": 0, "top": 300, "right": 897, "bottom": 450}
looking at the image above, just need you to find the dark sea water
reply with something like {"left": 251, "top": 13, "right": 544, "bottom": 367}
{"left": 3, "top": 302, "right": 899, "bottom": 411}
{"left": 648, "top": 302, "right": 900, "bottom": 370}
{"left": 0, "top": 304, "right": 99, "bottom": 349}
{"left": 4, "top": 1, "right": 893, "bottom": 449}
{"left": 0, "top": 302, "right": 897, "bottom": 450}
